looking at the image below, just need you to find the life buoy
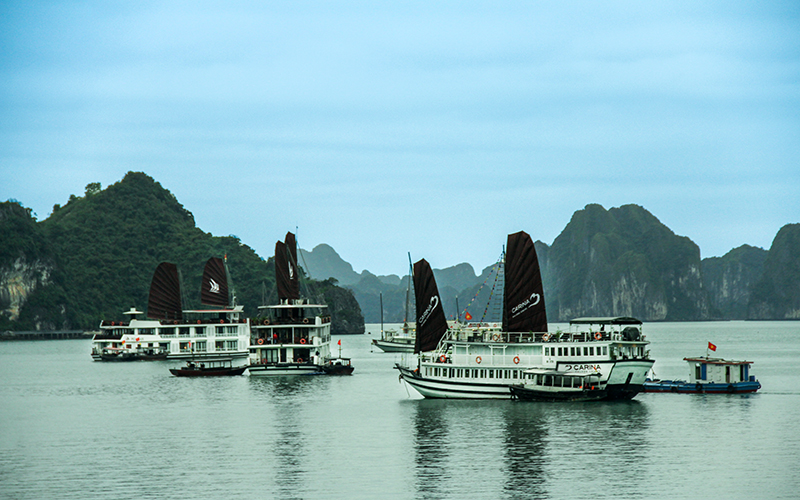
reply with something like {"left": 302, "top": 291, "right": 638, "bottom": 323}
{"left": 542, "top": 333, "right": 551, "bottom": 342}
{"left": 696, "top": 383, "right": 703, "bottom": 393}
{"left": 257, "top": 338, "right": 264, "bottom": 345}
{"left": 300, "top": 338, "right": 306, "bottom": 344}
{"left": 439, "top": 355, "right": 446, "bottom": 363}
{"left": 513, "top": 356, "right": 520, "bottom": 364}
{"left": 476, "top": 356, "right": 482, "bottom": 364}
{"left": 492, "top": 334, "right": 501, "bottom": 341}
{"left": 220, "top": 319, "right": 225, "bottom": 324}
{"left": 297, "top": 358, "right": 303, "bottom": 363}
{"left": 263, "top": 319, "right": 270, "bottom": 325}
{"left": 727, "top": 384, "right": 735, "bottom": 393}
{"left": 111, "top": 321, "right": 115, "bottom": 326}
{"left": 303, "top": 318, "right": 309, "bottom": 324}
{"left": 594, "top": 332, "right": 602, "bottom": 340}
{"left": 197, "top": 320, "right": 201, "bottom": 324}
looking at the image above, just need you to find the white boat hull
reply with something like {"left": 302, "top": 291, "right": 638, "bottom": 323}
{"left": 372, "top": 339, "right": 414, "bottom": 353}
{"left": 247, "top": 363, "right": 323, "bottom": 376}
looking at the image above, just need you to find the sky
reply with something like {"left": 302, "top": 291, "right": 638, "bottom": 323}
{"left": 2, "top": 1, "right": 799, "bottom": 277}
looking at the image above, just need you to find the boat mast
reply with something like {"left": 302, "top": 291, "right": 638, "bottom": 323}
{"left": 380, "top": 292, "right": 385, "bottom": 340}
{"left": 403, "top": 252, "right": 412, "bottom": 334}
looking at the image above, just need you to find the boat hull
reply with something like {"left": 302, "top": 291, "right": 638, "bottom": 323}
{"left": 372, "top": 339, "right": 414, "bottom": 353}
{"left": 643, "top": 379, "right": 761, "bottom": 394}
{"left": 510, "top": 385, "right": 608, "bottom": 402}
{"left": 396, "top": 364, "right": 512, "bottom": 399}
{"left": 169, "top": 366, "right": 247, "bottom": 377}
{"left": 247, "top": 363, "right": 324, "bottom": 376}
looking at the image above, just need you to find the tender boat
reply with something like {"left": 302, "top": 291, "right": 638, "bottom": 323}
{"left": 510, "top": 368, "right": 607, "bottom": 402}
{"left": 644, "top": 355, "right": 761, "bottom": 393}
{"left": 91, "top": 258, "right": 251, "bottom": 361}
{"left": 169, "top": 358, "right": 247, "bottom": 377}
{"left": 100, "top": 346, "right": 168, "bottom": 361}
{"left": 396, "top": 231, "right": 654, "bottom": 400}
{"left": 247, "top": 232, "right": 354, "bottom": 376}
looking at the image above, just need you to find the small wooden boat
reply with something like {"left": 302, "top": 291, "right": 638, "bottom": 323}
{"left": 510, "top": 369, "right": 607, "bottom": 402}
{"left": 644, "top": 355, "right": 760, "bottom": 393}
{"left": 169, "top": 358, "right": 247, "bottom": 377}
{"left": 321, "top": 357, "right": 354, "bottom": 375}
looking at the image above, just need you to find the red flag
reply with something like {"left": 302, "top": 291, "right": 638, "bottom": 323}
{"left": 708, "top": 342, "right": 717, "bottom": 352}
{"left": 465, "top": 311, "right": 473, "bottom": 321}
{"left": 338, "top": 339, "right": 341, "bottom": 346}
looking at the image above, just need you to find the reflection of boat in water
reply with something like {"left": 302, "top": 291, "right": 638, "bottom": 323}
{"left": 169, "top": 358, "right": 247, "bottom": 377}
{"left": 91, "top": 258, "right": 250, "bottom": 361}
{"left": 644, "top": 354, "right": 760, "bottom": 393}
{"left": 248, "top": 232, "right": 353, "bottom": 376}
{"left": 510, "top": 369, "right": 607, "bottom": 402}
{"left": 373, "top": 256, "right": 416, "bottom": 353}
{"left": 396, "top": 231, "right": 654, "bottom": 400}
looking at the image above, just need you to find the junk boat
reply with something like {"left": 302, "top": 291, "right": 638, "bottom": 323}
{"left": 91, "top": 258, "right": 250, "bottom": 361}
{"left": 644, "top": 355, "right": 761, "bottom": 394}
{"left": 396, "top": 231, "right": 654, "bottom": 400}
{"left": 510, "top": 368, "right": 607, "bottom": 402}
{"left": 373, "top": 256, "right": 416, "bottom": 353}
{"left": 169, "top": 358, "right": 247, "bottom": 377}
{"left": 248, "top": 232, "right": 353, "bottom": 376}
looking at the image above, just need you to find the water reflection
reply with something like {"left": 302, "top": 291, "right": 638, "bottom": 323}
{"left": 500, "top": 403, "right": 549, "bottom": 499}
{"left": 247, "top": 376, "right": 332, "bottom": 500}
{"left": 411, "top": 399, "right": 452, "bottom": 498}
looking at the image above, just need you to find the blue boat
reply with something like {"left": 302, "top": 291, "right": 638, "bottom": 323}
{"left": 644, "top": 356, "right": 761, "bottom": 394}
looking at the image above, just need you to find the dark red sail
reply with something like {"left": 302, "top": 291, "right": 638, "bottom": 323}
{"left": 275, "top": 232, "right": 300, "bottom": 300}
{"left": 413, "top": 258, "right": 449, "bottom": 353}
{"left": 147, "top": 262, "right": 182, "bottom": 321}
{"left": 502, "top": 231, "right": 548, "bottom": 333}
{"left": 200, "top": 257, "right": 229, "bottom": 307}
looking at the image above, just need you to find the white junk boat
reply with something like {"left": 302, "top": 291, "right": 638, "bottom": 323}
{"left": 91, "top": 258, "right": 250, "bottom": 361}
{"left": 247, "top": 232, "right": 351, "bottom": 376}
{"left": 396, "top": 231, "right": 654, "bottom": 400}
{"left": 373, "top": 255, "right": 416, "bottom": 353}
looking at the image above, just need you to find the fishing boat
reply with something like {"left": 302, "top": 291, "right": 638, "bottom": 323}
{"left": 510, "top": 368, "right": 607, "bottom": 402}
{"left": 373, "top": 255, "right": 416, "bottom": 353}
{"left": 169, "top": 358, "right": 247, "bottom": 377}
{"left": 91, "top": 258, "right": 251, "bottom": 361}
{"left": 643, "top": 355, "right": 761, "bottom": 393}
{"left": 396, "top": 231, "right": 654, "bottom": 400}
{"left": 248, "top": 232, "right": 353, "bottom": 376}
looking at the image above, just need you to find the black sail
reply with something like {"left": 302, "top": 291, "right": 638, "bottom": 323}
{"left": 503, "top": 231, "right": 548, "bottom": 333}
{"left": 275, "top": 233, "right": 300, "bottom": 301}
{"left": 200, "top": 257, "right": 229, "bottom": 307}
{"left": 413, "top": 258, "right": 449, "bottom": 353}
{"left": 147, "top": 262, "right": 182, "bottom": 321}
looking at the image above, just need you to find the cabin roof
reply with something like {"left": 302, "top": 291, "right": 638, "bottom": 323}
{"left": 183, "top": 305, "right": 244, "bottom": 314}
{"left": 569, "top": 316, "right": 642, "bottom": 326}
{"left": 684, "top": 357, "right": 753, "bottom": 365}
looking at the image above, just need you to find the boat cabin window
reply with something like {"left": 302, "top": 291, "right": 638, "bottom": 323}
{"left": 195, "top": 326, "right": 206, "bottom": 336}
{"left": 140, "top": 328, "right": 155, "bottom": 335}
{"left": 695, "top": 364, "right": 702, "bottom": 380}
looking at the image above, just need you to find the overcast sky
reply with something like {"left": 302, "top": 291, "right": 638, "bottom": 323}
{"left": 2, "top": 1, "right": 798, "bottom": 276}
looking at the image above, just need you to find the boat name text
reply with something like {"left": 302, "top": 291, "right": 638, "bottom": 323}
{"left": 418, "top": 295, "right": 440, "bottom": 327}
{"left": 511, "top": 292, "right": 540, "bottom": 317}
{"left": 562, "top": 364, "right": 602, "bottom": 372}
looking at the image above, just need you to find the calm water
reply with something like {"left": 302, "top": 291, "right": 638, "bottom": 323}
{"left": 1, "top": 321, "right": 799, "bottom": 500}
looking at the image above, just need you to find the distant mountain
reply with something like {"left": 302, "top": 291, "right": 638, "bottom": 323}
{"left": 542, "top": 204, "right": 710, "bottom": 321}
{"left": 748, "top": 224, "right": 800, "bottom": 319}
{"left": 345, "top": 204, "right": 797, "bottom": 323}
{"left": 1, "top": 172, "right": 364, "bottom": 334}
{"left": 702, "top": 245, "right": 768, "bottom": 319}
